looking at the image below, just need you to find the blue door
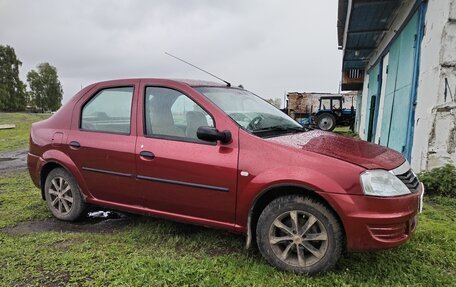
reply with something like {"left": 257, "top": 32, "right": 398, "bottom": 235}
{"left": 378, "top": 11, "right": 419, "bottom": 154}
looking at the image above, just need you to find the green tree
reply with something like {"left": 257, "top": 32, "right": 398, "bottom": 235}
{"left": 0, "top": 45, "right": 27, "bottom": 111}
{"left": 27, "top": 63, "right": 63, "bottom": 112}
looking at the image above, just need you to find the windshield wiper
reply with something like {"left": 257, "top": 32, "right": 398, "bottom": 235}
{"left": 251, "top": 126, "right": 306, "bottom": 134}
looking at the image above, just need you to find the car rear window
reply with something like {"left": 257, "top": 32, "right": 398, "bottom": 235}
{"left": 81, "top": 87, "right": 133, "bottom": 134}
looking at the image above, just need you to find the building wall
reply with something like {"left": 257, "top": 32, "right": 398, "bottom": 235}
{"left": 354, "top": 91, "right": 363, "bottom": 133}
{"left": 287, "top": 92, "right": 321, "bottom": 116}
{"left": 358, "top": 0, "right": 456, "bottom": 171}
{"left": 358, "top": 75, "right": 370, "bottom": 139}
{"left": 414, "top": 0, "right": 456, "bottom": 170}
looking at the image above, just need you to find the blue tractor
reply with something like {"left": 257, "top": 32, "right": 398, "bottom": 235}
{"left": 313, "top": 96, "right": 356, "bottom": 131}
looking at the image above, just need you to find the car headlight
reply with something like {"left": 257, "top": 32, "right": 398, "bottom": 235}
{"left": 360, "top": 170, "right": 411, "bottom": 197}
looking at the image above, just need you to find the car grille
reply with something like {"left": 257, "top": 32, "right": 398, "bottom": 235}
{"left": 396, "top": 169, "right": 420, "bottom": 193}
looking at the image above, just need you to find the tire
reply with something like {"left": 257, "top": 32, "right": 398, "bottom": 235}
{"left": 44, "top": 168, "right": 86, "bottom": 221}
{"left": 317, "top": 113, "right": 337, "bottom": 131}
{"left": 256, "top": 195, "right": 343, "bottom": 275}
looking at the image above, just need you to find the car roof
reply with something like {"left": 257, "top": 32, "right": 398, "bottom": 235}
{"left": 172, "top": 79, "right": 228, "bottom": 87}
{"left": 91, "top": 78, "right": 228, "bottom": 88}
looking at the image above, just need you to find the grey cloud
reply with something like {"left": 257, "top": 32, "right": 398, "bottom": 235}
{"left": 0, "top": 0, "right": 342, "bottom": 104}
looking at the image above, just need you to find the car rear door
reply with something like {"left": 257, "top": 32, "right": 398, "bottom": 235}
{"left": 135, "top": 80, "right": 239, "bottom": 227}
{"left": 66, "top": 80, "right": 140, "bottom": 206}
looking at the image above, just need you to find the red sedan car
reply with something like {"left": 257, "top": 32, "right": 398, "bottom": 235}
{"left": 28, "top": 78, "right": 424, "bottom": 274}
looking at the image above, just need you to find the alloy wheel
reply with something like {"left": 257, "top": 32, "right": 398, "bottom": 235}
{"left": 269, "top": 210, "right": 328, "bottom": 267}
{"left": 48, "top": 177, "right": 73, "bottom": 215}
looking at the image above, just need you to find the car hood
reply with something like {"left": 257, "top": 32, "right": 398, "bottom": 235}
{"left": 267, "top": 130, "right": 405, "bottom": 170}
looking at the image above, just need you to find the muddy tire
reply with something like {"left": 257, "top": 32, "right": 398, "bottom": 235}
{"left": 44, "top": 168, "right": 86, "bottom": 221}
{"left": 317, "top": 113, "right": 337, "bottom": 131}
{"left": 256, "top": 195, "right": 343, "bottom": 275}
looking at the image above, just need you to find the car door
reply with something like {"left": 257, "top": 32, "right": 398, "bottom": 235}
{"left": 66, "top": 80, "right": 140, "bottom": 206}
{"left": 136, "top": 81, "right": 239, "bottom": 226}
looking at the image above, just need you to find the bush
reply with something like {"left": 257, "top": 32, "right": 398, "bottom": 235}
{"left": 418, "top": 164, "right": 456, "bottom": 198}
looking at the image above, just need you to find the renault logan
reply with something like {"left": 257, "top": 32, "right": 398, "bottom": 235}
{"left": 28, "top": 79, "right": 424, "bottom": 275}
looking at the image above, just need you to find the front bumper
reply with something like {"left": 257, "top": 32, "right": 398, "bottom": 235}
{"left": 318, "top": 183, "right": 424, "bottom": 252}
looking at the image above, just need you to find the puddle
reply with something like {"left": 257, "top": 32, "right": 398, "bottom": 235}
{"left": 0, "top": 148, "right": 28, "bottom": 173}
{"left": 2, "top": 209, "right": 244, "bottom": 258}
{"left": 1, "top": 210, "right": 144, "bottom": 235}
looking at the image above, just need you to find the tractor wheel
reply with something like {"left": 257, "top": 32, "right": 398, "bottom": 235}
{"left": 317, "top": 114, "right": 336, "bottom": 131}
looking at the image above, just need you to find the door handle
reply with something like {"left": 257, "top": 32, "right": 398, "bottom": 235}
{"left": 69, "top": 141, "right": 81, "bottom": 149}
{"left": 139, "top": 151, "right": 155, "bottom": 159}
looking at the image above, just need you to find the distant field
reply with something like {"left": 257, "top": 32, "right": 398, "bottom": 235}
{"left": 0, "top": 112, "right": 51, "bottom": 153}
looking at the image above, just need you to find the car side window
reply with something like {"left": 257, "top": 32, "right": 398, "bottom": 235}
{"left": 144, "top": 87, "right": 214, "bottom": 141}
{"left": 81, "top": 87, "right": 133, "bottom": 134}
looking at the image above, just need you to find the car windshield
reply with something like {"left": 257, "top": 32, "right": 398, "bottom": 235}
{"left": 196, "top": 87, "right": 305, "bottom": 138}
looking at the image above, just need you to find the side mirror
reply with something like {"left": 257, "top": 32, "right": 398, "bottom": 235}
{"left": 197, "top": 126, "right": 232, "bottom": 144}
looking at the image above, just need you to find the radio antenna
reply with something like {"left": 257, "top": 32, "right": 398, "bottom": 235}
{"left": 165, "top": 52, "right": 231, "bottom": 87}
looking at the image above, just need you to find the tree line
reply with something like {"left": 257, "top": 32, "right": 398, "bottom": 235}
{"left": 0, "top": 45, "right": 63, "bottom": 112}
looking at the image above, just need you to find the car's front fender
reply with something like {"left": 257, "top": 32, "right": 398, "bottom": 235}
{"left": 235, "top": 165, "right": 363, "bottom": 232}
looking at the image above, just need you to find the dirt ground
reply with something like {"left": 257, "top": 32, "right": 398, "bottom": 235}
{"left": 0, "top": 148, "right": 27, "bottom": 173}
{"left": 1, "top": 217, "right": 134, "bottom": 235}
{"left": 0, "top": 150, "right": 151, "bottom": 235}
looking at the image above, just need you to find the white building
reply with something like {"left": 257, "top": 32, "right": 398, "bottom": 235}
{"left": 338, "top": 0, "right": 456, "bottom": 171}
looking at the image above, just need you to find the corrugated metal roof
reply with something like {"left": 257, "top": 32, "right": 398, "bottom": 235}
{"left": 338, "top": 0, "right": 402, "bottom": 71}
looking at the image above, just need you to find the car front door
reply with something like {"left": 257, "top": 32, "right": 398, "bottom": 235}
{"left": 66, "top": 80, "right": 140, "bottom": 206}
{"left": 135, "top": 81, "right": 239, "bottom": 227}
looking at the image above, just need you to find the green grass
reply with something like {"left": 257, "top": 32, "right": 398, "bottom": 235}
{"left": 0, "top": 112, "right": 51, "bottom": 153}
{"left": 0, "top": 172, "right": 455, "bottom": 286}
{"left": 0, "top": 113, "right": 454, "bottom": 285}
{"left": 333, "top": 126, "right": 358, "bottom": 138}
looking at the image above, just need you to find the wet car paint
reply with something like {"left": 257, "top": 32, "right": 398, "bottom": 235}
{"left": 27, "top": 78, "right": 421, "bottom": 253}
{"left": 268, "top": 130, "right": 405, "bottom": 170}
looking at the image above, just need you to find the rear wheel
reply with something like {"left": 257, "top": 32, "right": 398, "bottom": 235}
{"left": 317, "top": 113, "right": 337, "bottom": 131}
{"left": 256, "top": 195, "right": 343, "bottom": 275}
{"left": 44, "top": 168, "right": 86, "bottom": 221}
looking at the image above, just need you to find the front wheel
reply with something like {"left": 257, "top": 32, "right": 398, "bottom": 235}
{"left": 256, "top": 195, "right": 344, "bottom": 275}
{"left": 44, "top": 168, "right": 86, "bottom": 221}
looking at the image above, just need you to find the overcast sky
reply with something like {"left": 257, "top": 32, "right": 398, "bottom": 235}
{"left": 0, "top": 0, "right": 342, "bottom": 105}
